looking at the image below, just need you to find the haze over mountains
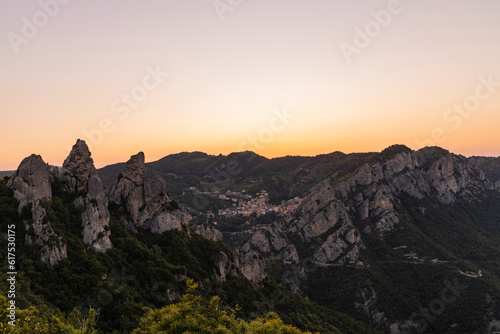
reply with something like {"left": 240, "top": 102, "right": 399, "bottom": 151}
{"left": 2, "top": 140, "right": 500, "bottom": 333}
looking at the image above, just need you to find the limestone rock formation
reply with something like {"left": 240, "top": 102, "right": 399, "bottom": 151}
{"left": 7, "top": 155, "right": 67, "bottom": 265}
{"left": 107, "top": 152, "right": 187, "bottom": 233}
{"left": 27, "top": 202, "right": 68, "bottom": 266}
{"left": 7, "top": 154, "right": 53, "bottom": 212}
{"left": 279, "top": 244, "right": 299, "bottom": 264}
{"left": 192, "top": 224, "right": 223, "bottom": 242}
{"left": 282, "top": 147, "right": 495, "bottom": 267}
{"left": 239, "top": 227, "right": 296, "bottom": 273}
{"left": 238, "top": 251, "right": 267, "bottom": 282}
{"left": 143, "top": 209, "right": 187, "bottom": 233}
{"left": 234, "top": 146, "right": 498, "bottom": 284}
{"left": 60, "top": 139, "right": 102, "bottom": 195}
{"left": 313, "top": 225, "right": 362, "bottom": 264}
{"left": 57, "top": 140, "right": 112, "bottom": 252}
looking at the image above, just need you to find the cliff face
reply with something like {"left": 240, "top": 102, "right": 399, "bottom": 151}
{"left": 287, "top": 147, "right": 493, "bottom": 262}
{"left": 7, "top": 154, "right": 67, "bottom": 265}
{"left": 237, "top": 146, "right": 498, "bottom": 283}
{"left": 5, "top": 140, "right": 221, "bottom": 269}
{"left": 8, "top": 154, "right": 53, "bottom": 212}
{"left": 107, "top": 152, "right": 188, "bottom": 233}
{"left": 7, "top": 140, "right": 113, "bottom": 265}
{"left": 57, "top": 139, "right": 112, "bottom": 252}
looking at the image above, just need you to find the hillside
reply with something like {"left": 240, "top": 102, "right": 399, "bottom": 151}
{"left": 0, "top": 140, "right": 377, "bottom": 334}
{"left": 99, "top": 150, "right": 379, "bottom": 209}
{"left": 229, "top": 145, "right": 500, "bottom": 332}
{"left": 1, "top": 141, "right": 500, "bottom": 333}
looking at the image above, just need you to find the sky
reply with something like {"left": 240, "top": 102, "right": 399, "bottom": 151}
{"left": 1, "top": 0, "right": 499, "bottom": 170}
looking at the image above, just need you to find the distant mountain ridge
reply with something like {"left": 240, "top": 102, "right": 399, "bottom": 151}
{"left": 2, "top": 142, "right": 500, "bottom": 333}
{"left": 0, "top": 170, "right": 14, "bottom": 178}
{"left": 98, "top": 146, "right": 500, "bottom": 203}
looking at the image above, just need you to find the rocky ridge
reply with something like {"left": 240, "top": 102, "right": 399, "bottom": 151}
{"left": 57, "top": 139, "right": 112, "bottom": 252}
{"left": 106, "top": 151, "right": 188, "bottom": 233}
{"left": 236, "top": 146, "right": 499, "bottom": 283}
{"left": 5, "top": 140, "right": 196, "bottom": 266}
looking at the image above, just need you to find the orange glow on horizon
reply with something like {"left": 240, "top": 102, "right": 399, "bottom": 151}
{"left": 1, "top": 1, "right": 499, "bottom": 170}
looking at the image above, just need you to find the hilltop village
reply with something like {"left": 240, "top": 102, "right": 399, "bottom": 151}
{"left": 198, "top": 189, "right": 303, "bottom": 219}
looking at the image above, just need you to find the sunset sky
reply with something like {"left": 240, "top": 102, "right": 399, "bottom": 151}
{"left": 1, "top": 0, "right": 499, "bottom": 170}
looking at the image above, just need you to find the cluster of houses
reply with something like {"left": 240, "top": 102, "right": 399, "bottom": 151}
{"left": 207, "top": 189, "right": 303, "bottom": 218}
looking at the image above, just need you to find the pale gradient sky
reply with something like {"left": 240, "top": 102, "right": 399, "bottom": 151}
{"left": 1, "top": 0, "right": 499, "bottom": 169}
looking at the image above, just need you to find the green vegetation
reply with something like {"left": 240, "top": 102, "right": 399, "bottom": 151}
{"left": 0, "top": 178, "right": 374, "bottom": 333}
{"left": 0, "top": 294, "right": 98, "bottom": 334}
{"left": 3, "top": 145, "right": 500, "bottom": 333}
{"left": 133, "top": 279, "right": 315, "bottom": 334}
{"left": 296, "top": 189, "right": 500, "bottom": 333}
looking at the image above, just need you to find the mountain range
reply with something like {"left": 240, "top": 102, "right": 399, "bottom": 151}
{"left": 1, "top": 140, "right": 500, "bottom": 333}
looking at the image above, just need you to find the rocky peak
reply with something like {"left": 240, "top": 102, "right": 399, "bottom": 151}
{"left": 120, "top": 152, "right": 145, "bottom": 186}
{"left": 288, "top": 149, "right": 495, "bottom": 257}
{"left": 62, "top": 139, "right": 97, "bottom": 193}
{"left": 107, "top": 152, "right": 187, "bottom": 233}
{"left": 59, "top": 139, "right": 112, "bottom": 252}
{"left": 7, "top": 154, "right": 66, "bottom": 265}
{"left": 192, "top": 224, "right": 223, "bottom": 242}
{"left": 7, "top": 154, "right": 53, "bottom": 212}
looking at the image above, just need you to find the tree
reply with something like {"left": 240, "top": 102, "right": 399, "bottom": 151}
{"left": 133, "top": 279, "right": 315, "bottom": 333}
{"left": 0, "top": 294, "right": 98, "bottom": 334}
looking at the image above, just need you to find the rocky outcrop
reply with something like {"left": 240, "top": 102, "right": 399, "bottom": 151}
{"left": 7, "top": 154, "right": 53, "bottom": 212}
{"left": 314, "top": 225, "right": 362, "bottom": 264}
{"left": 107, "top": 152, "right": 147, "bottom": 225}
{"left": 7, "top": 155, "right": 67, "bottom": 265}
{"left": 58, "top": 140, "right": 112, "bottom": 252}
{"left": 213, "top": 251, "right": 243, "bottom": 282}
{"left": 279, "top": 244, "right": 299, "bottom": 264}
{"left": 242, "top": 227, "right": 288, "bottom": 253}
{"left": 192, "top": 224, "right": 223, "bottom": 242}
{"left": 60, "top": 139, "right": 102, "bottom": 195}
{"left": 215, "top": 251, "right": 229, "bottom": 281}
{"left": 281, "top": 147, "right": 496, "bottom": 267}
{"left": 107, "top": 152, "right": 187, "bottom": 233}
{"left": 143, "top": 209, "right": 187, "bottom": 233}
{"left": 27, "top": 202, "right": 67, "bottom": 266}
{"left": 219, "top": 146, "right": 499, "bottom": 286}
{"left": 239, "top": 251, "right": 267, "bottom": 282}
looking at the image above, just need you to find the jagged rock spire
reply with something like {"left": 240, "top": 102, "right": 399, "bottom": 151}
{"left": 7, "top": 154, "right": 66, "bottom": 265}
{"left": 121, "top": 151, "right": 145, "bottom": 186}
{"left": 59, "top": 139, "right": 112, "bottom": 252}
{"left": 61, "top": 139, "right": 103, "bottom": 196}
{"left": 7, "top": 154, "right": 53, "bottom": 212}
{"left": 107, "top": 151, "right": 187, "bottom": 233}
